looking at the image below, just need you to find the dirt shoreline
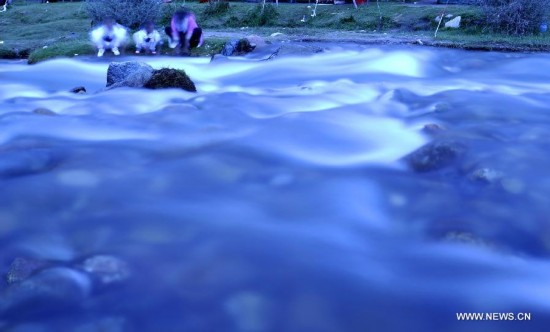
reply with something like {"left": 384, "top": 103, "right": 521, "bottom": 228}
{"left": 209, "top": 30, "right": 550, "bottom": 53}
{"left": 1, "top": 31, "right": 547, "bottom": 63}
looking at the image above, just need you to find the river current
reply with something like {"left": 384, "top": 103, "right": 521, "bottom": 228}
{"left": 0, "top": 45, "right": 550, "bottom": 331}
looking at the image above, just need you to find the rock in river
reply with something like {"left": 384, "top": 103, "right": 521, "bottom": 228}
{"left": 406, "top": 140, "right": 466, "bottom": 172}
{"left": 81, "top": 255, "right": 130, "bottom": 285}
{"left": 0, "top": 267, "right": 91, "bottom": 319}
{"left": 106, "top": 62, "right": 197, "bottom": 92}
{"left": 422, "top": 123, "right": 446, "bottom": 136}
{"left": 69, "top": 86, "right": 87, "bottom": 94}
{"left": 144, "top": 68, "right": 197, "bottom": 92}
{"left": 469, "top": 168, "right": 503, "bottom": 184}
{"left": 32, "top": 108, "right": 56, "bottom": 116}
{"left": 106, "top": 61, "right": 154, "bottom": 88}
{"left": 6, "top": 257, "right": 50, "bottom": 284}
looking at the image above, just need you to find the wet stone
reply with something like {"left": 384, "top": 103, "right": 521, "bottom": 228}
{"left": 434, "top": 103, "right": 451, "bottom": 113}
{"left": 81, "top": 255, "right": 130, "bottom": 285}
{"left": 443, "top": 232, "right": 493, "bottom": 249}
{"left": 0, "top": 149, "right": 60, "bottom": 178}
{"left": 32, "top": 108, "right": 56, "bottom": 116}
{"left": 70, "top": 86, "right": 86, "bottom": 94}
{"left": 0, "top": 267, "right": 91, "bottom": 318}
{"left": 469, "top": 168, "right": 503, "bottom": 184}
{"left": 6, "top": 257, "right": 49, "bottom": 284}
{"left": 406, "top": 140, "right": 466, "bottom": 172}
{"left": 422, "top": 123, "right": 446, "bottom": 136}
{"left": 106, "top": 61, "right": 154, "bottom": 87}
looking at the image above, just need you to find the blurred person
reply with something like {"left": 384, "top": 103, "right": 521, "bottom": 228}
{"left": 90, "top": 18, "right": 128, "bottom": 57}
{"left": 133, "top": 21, "right": 161, "bottom": 55}
{"left": 165, "top": 9, "right": 203, "bottom": 55}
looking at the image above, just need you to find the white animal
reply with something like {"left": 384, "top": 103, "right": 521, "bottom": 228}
{"left": 90, "top": 22, "right": 128, "bottom": 57}
{"left": 133, "top": 28, "right": 161, "bottom": 54}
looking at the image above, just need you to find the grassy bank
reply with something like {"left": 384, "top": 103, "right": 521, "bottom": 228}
{"left": 1, "top": 1, "right": 549, "bottom": 64}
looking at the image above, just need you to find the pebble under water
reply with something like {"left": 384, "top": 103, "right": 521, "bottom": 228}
{"left": 1, "top": 45, "right": 550, "bottom": 332}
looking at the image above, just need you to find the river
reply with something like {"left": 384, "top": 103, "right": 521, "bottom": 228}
{"left": 0, "top": 45, "right": 549, "bottom": 331}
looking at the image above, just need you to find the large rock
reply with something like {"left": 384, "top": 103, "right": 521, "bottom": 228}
{"left": 144, "top": 68, "right": 197, "bottom": 92}
{"left": 106, "top": 61, "right": 154, "bottom": 88}
{"left": 106, "top": 62, "right": 197, "bottom": 92}
{"left": 406, "top": 140, "right": 466, "bottom": 172}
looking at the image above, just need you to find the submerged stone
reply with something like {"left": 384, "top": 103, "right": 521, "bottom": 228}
{"left": 0, "top": 149, "right": 60, "bottom": 178}
{"left": 6, "top": 257, "right": 49, "bottom": 285}
{"left": 144, "top": 68, "right": 197, "bottom": 92}
{"left": 0, "top": 268, "right": 91, "bottom": 319}
{"left": 73, "top": 316, "right": 128, "bottom": 332}
{"left": 225, "top": 291, "right": 271, "bottom": 332}
{"left": 443, "top": 232, "right": 494, "bottom": 250}
{"left": 422, "top": 123, "right": 446, "bottom": 136}
{"left": 81, "top": 255, "right": 130, "bottom": 285}
{"left": 32, "top": 108, "right": 56, "bottom": 116}
{"left": 469, "top": 168, "right": 504, "bottom": 184}
{"left": 69, "top": 86, "right": 86, "bottom": 94}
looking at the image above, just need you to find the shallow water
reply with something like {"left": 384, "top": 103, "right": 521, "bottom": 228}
{"left": 1, "top": 46, "right": 550, "bottom": 331}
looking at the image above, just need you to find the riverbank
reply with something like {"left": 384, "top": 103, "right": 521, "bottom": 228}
{"left": 1, "top": 1, "right": 549, "bottom": 64}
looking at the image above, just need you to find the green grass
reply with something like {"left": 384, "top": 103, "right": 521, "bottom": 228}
{"left": 434, "top": 30, "right": 550, "bottom": 50}
{"left": 191, "top": 1, "right": 481, "bottom": 31}
{"left": 27, "top": 40, "right": 95, "bottom": 64}
{"left": 1, "top": 1, "right": 550, "bottom": 64}
{"left": 0, "top": 3, "right": 89, "bottom": 56}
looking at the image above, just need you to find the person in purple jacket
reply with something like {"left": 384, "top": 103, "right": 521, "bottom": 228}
{"left": 165, "top": 9, "right": 203, "bottom": 55}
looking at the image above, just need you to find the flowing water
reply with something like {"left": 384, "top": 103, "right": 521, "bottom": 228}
{"left": 1, "top": 45, "right": 550, "bottom": 331}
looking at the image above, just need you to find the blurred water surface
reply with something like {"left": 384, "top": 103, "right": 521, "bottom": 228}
{"left": 1, "top": 46, "right": 550, "bottom": 332}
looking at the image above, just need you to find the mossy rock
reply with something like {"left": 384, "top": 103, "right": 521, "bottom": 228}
{"left": 144, "top": 68, "right": 197, "bottom": 92}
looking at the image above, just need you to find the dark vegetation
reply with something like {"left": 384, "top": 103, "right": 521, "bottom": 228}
{"left": 477, "top": 0, "right": 550, "bottom": 35}
{"left": 85, "top": 0, "right": 164, "bottom": 29}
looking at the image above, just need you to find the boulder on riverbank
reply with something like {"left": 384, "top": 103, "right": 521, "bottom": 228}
{"left": 221, "top": 38, "right": 257, "bottom": 56}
